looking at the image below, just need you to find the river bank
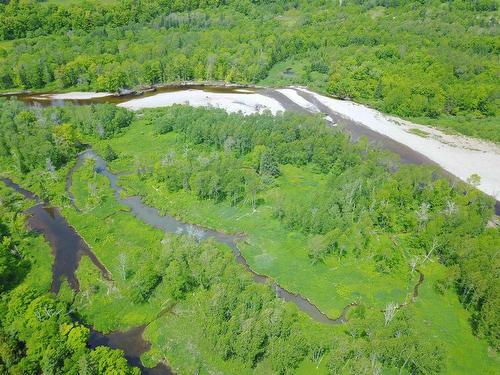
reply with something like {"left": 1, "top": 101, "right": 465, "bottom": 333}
{"left": 7, "top": 83, "right": 496, "bottom": 202}
{"left": 0, "top": 177, "right": 173, "bottom": 374}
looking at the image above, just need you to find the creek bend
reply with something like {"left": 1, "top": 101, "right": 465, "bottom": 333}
{"left": 71, "top": 149, "right": 356, "bottom": 325}
{"left": 1, "top": 141, "right": 427, "bottom": 374}
{"left": 0, "top": 177, "right": 110, "bottom": 293}
{"left": 0, "top": 177, "right": 172, "bottom": 375}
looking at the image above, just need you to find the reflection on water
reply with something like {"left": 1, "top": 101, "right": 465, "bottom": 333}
{"left": 3, "top": 84, "right": 257, "bottom": 107}
{"left": 74, "top": 150, "right": 353, "bottom": 325}
{"left": 1, "top": 177, "right": 173, "bottom": 374}
{"left": 89, "top": 326, "right": 173, "bottom": 375}
{"left": 0, "top": 177, "right": 110, "bottom": 293}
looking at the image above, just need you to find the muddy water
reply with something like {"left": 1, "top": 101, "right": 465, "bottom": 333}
{"left": 73, "top": 150, "right": 353, "bottom": 325}
{"left": 0, "top": 177, "right": 110, "bottom": 293}
{"left": 1, "top": 177, "right": 173, "bottom": 374}
{"left": 88, "top": 326, "right": 173, "bottom": 375}
{"left": 4, "top": 84, "right": 257, "bottom": 107}
{"left": 13, "top": 84, "right": 497, "bottom": 213}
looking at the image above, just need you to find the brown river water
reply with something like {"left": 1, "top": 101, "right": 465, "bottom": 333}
{"left": 1, "top": 84, "right": 492, "bottom": 373}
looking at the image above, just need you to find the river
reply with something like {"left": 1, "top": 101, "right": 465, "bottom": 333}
{"left": 0, "top": 84, "right": 492, "bottom": 372}
{"left": 0, "top": 177, "right": 173, "bottom": 375}
{"left": 5, "top": 84, "right": 499, "bottom": 213}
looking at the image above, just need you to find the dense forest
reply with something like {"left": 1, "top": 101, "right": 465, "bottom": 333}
{"left": 0, "top": 0, "right": 498, "bottom": 141}
{"left": 0, "top": 98, "right": 498, "bottom": 373}
{"left": 0, "top": 0, "right": 499, "bottom": 373}
{"left": 0, "top": 182, "right": 138, "bottom": 373}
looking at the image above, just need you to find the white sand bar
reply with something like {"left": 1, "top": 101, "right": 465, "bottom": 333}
{"left": 276, "top": 88, "right": 320, "bottom": 113}
{"left": 36, "top": 92, "right": 113, "bottom": 100}
{"left": 289, "top": 88, "right": 500, "bottom": 199}
{"left": 118, "top": 90, "right": 284, "bottom": 115}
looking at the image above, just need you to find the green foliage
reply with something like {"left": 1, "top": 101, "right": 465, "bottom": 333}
{"left": 103, "top": 144, "right": 118, "bottom": 162}
{"left": 132, "top": 106, "right": 499, "bottom": 351}
{"left": 68, "top": 104, "right": 134, "bottom": 139}
{"left": 0, "top": 182, "right": 138, "bottom": 374}
{"left": 0, "top": 0, "right": 498, "bottom": 140}
{"left": 1, "top": 99, "right": 498, "bottom": 373}
{"left": 88, "top": 346, "right": 139, "bottom": 375}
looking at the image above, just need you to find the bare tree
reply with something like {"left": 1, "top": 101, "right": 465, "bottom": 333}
{"left": 118, "top": 252, "right": 127, "bottom": 280}
{"left": 384, "top": 302, "right": 398, "bottom": 325}
{"left": 409, "top": 256, "right": 419, "bottom": 272}
{"left": 416, "top": 202, "right": 430, "bottom": 226}
{"left": 422, "top": 238, "right": 439, "bottom": 264}
{"left": 187, "top": 225, "right": 204, "bottom": 242}
{"left": 444, "top": 200, "right": 457, "bottom": 216}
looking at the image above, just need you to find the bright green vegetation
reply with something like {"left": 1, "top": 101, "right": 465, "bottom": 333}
{"left": 97, "top": 105, "right": 499, "bottom": 372}
{"left": 0, "top": 183, "right": 138, "bottom": 374}
{"left": 64, "top": 152, "right": 446, "bottom": 374}
{"left": 0, "top": 97, "right": 498, "bottom": 373}
{"left": 1, "top": 0, "right": 499, "bottom": 141}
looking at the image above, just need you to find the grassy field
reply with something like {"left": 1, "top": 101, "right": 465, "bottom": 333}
{"left": 87, "top": 109, "right": 498, "bottom": 374}
{"left": 65, "top": 152, "right": 343, "bottom": 374}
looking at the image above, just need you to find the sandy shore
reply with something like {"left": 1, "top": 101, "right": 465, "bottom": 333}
{"left": 118, "top": 89, "right": 284, "bottom": 115}
{"left": 35, "top": 92, "right": 113, "bottom": 100}
{"left": 42, "top": 85, "right": 498, "bottom": 200}
{"left": 276, "top": 88, "right": 320, "bottom": 113}
{"left": 285, "top": 87, "right": 500, "bottom": 199}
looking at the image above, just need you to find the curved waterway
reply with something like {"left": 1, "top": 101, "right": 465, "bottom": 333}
{"left": 88, "top": 325, "right": 173, "bottom": 375}
{"left": 0, "top": 152, "right": 426, "bottom": 374}
{"left": 70, "top": 149, "right": 355, "bottom": 325}
{"left": 0, "top": 177, "right": 111, "bottom": 293}
{"left": 0, "top": 177, "right": 173, "bottom": 375}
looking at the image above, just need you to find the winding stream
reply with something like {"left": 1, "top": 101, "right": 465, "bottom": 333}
{"left": 71, "top": 149, "right": 355, "bottom": 325}
{"left": 0, "top": 84, "right": 453, "bottom": 373}
{"left": 0, "top": 177, "right": 111, "bottom": 293}
{"left": 0, "top": 177, "right": 173, "bottom": 375}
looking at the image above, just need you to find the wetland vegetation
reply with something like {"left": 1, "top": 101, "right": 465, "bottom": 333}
{"left": 0, "top": 98, "right": 498, "bottom": 374}
{"left": 0, "top": 1, "right": 499, "bottom": 374}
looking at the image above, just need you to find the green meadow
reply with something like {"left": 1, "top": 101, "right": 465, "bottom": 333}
{"left": 82, "top": 107, "right": 497, "bottom": 374}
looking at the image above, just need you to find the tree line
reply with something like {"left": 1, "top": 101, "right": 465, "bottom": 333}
{"left": 0, "top": 0, "right": 498, "bottom": 140}
{"left": 136, "top": 106, "right": 499, "bottom": 351}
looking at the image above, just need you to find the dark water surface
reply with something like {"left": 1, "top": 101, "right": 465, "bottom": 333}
{"left": 3, "top": 84, "right": 256, "bottom": 107}
{"left": 89, "top": 326, "right": 173, "bottom": 375}
{"left": 0, "top": 177, "right": 110, "bottom": 293}
{"left": 0, "top": 84, "right": 438, "bottom": 167}
{"left": 0, "top": 177, "right": 173, "bottom": 374}
{"left": 0, "top": 83, "right": 443, "bottom": 373}
{"left": 73, "top": 150, "right": 354, "bottom": 325}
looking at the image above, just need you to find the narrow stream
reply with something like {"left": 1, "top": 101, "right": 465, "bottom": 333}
{"left": 88, "top": 326, "right": 173, "bottom": 375}
{"left": 0, "top": 177, "right": 173, "bottom": 375}
{"left": 71, "top": 150, "right": 355, "bottom": 325}
{"left": 0, "top": 84, "right": 459, "bottom": 373}
{"left": 0, "top": 177, "right": 111, "bottom": 293}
